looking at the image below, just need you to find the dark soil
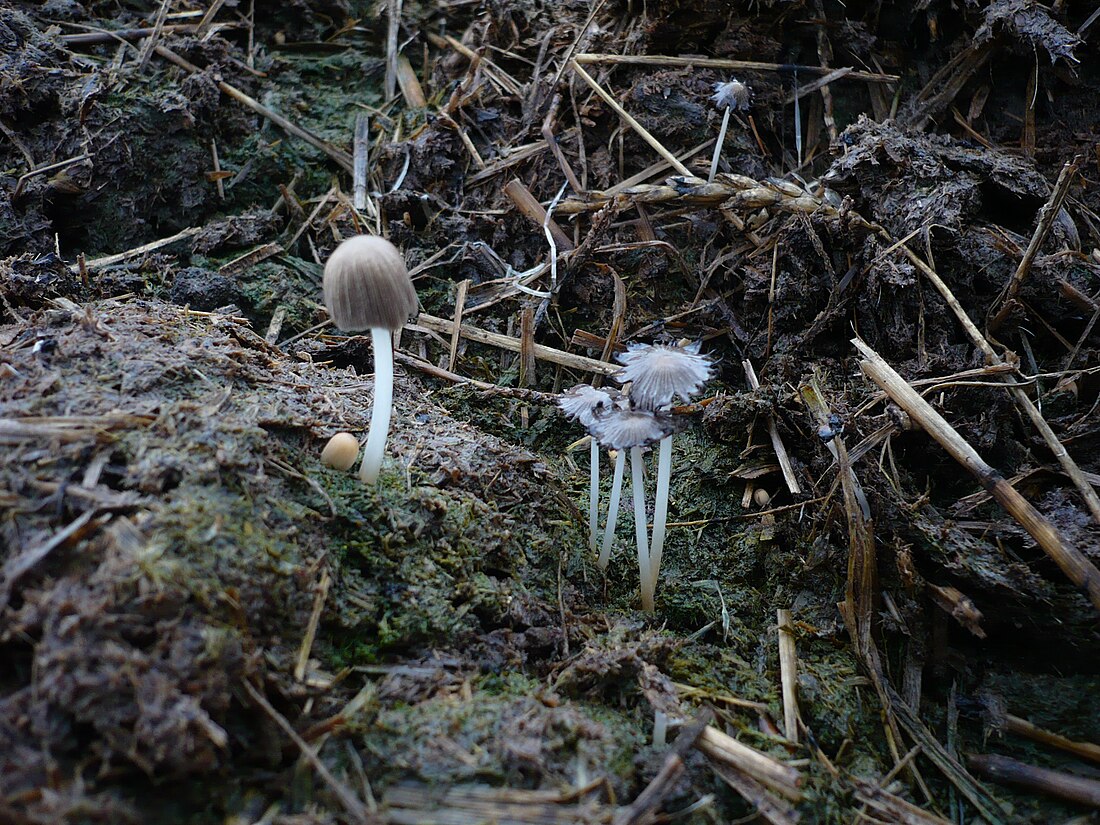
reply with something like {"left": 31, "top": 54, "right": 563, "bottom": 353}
{"left": 2, "top": 1, "right": 1099, "bottom": 823}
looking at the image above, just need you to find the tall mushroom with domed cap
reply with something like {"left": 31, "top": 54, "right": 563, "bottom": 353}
{"left": 323, "top": 235, "right": 418, "bottom": 484}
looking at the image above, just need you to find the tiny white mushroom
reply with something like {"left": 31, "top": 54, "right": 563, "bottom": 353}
{"left": 558, "top": 384, "right": 620, "bottom": 558}
{"left": 323, "top": 235, "right": 418, "bottom": 485}
{"left": 708, "top": 78, "right": 752, "bottom": 184}
{"left": 591, "top": 404, "right": 676, "bottom": 610}
{"left": 614, "top": 342, "right": 714, "bottom": 411}
{"left": 321, "top": 432, "right": 360, "bottom": 470}
{"left": 613, "top": 342, "right": 714, "bottom": 611}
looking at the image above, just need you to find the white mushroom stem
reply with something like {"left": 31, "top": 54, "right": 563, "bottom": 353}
{"left": 707, "top": 105, "right": 732, "bottom": 184}
{"left": 359, "top": 326, "right": 395, "bottom": 484}
{"left": 648, "top": 434, "right": 673, "bottom": 607}
{"left": 588, "top": 438, "right": 600, "bottom": 555}
{"left": 631, "top": 446, "right": 654, "bottom": 611}
{"left": 598, "top": 449, "right": 626, "bottom": 570}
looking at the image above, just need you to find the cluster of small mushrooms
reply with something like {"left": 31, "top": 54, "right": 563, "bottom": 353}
{"left": 315, "top": 235, "right": 713, "bottom": 614}
{"left": 559, "top": 342, "right": 714, "bottom": 611}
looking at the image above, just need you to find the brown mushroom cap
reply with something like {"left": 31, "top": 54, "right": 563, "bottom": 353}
{"left": 712, "top": 79, "right": 752, "bottom": 111}
{"left": 323, "top": 235, "right": 418, "bottom": 332}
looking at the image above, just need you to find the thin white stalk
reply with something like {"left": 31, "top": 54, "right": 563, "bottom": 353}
{"left": 588, "top": 438, "right": 600, "bottom": 556}
{"left": 631, "top": 445, "right": 653, "bottom": 611}
{"left": 359, "top": 326, "right": 394, "bottom": 484}
{"left": 598, "top": 450, "right": 626, "bottom": 570}
{"left": 793, "top": 70, "right": 802, "bottom": 167}
{"left": 707, "top": 106, "right": 731, "bottom": 184}
{"left": 649, "top": 434, "right": 673, "bottom": 605}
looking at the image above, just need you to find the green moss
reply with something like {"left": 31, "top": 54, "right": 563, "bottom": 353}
{"left": 315, "top": 453, "right": 572, "bottom": 661}
{"left": 364, "top": 671, "right": 647, "bottom": 793}
{"left": 236, "top": 256, "right": 324, "bottom": 333}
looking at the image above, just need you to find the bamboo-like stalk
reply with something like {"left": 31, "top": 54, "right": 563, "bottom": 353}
{"left": 776, "top": 608, "right": 800, "bottom": 744}
{"left": 1004, "top": 714, "right": 1100, "bottom": 765}
{"left": 988, "top": 157, "right": 1079, "bottom": 331}
{"left": 154, "top": 45, "right": 353, "bottom": 172}
{"left": 744, "top": 360, "right": 801, "bottom": 495}
{"left": 395, "top": 54, "right": 426, "bottom": 107}
{"left": 352, "top": 113, "right": 370, "bottom": 211}
{"left": 573, "top": 52, "right": 898, "bottom": 83}
{"left": 446, "top": 280, "right": 470, "bottom": 373}
{"left": 294, "top": 569, "right": 331, "bottom": 682}
{"left": 969, "top": 754, "right": 1100, "bottom": 808}
{"left": 502, "top": 178, "right": 575, "bottom": 250}
{"left": 570, "top": 60, "right": 692, "bottom": 177}
{"left": 70, "top": 226, "right": 203, "bottom": 274}
{"left": 242, "top": 680, "right": 370, "bottom": 823}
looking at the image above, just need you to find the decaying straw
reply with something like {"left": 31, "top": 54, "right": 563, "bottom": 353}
{"left": 853, "top": 338, "right": 1100, "bottom": 613}
{"left": 776, "top": 609, "right": 800, "bottom": 744}
{"left": 695, "top": 725, "right": 803, "bottom": 801}
{"left": 412, "top": 313, "right": 618, "bottom": 376}
{"left": 969, "top": 753, "right": 1100, "bottom": 808}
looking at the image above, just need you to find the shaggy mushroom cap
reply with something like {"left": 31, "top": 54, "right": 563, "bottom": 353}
{"left": 614, "top": 342, "right": 714, "bottom": 410}
{"left": 557, "top": 384, "right": 620, "bottom": 429}
{"left": 591, "top": 406, "right": 677, "bottom": 451}
{"left": 323, "top": 235, "right": 418, "bottom": 332}
{"left": 712, "top": 78, "right": 752, "bottom": 111}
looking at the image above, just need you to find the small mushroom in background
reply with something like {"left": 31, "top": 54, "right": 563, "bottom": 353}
{"left": 558, "top": 384, "right": 621, "bottom": 559}
{"left": 323, "top": 235, "right": 419, "bottom": 485}
{"left": 613, "top": 341, "right": 714, "bottom": 611}
{"left": 707, "top": 77, "right": 752, "bottom": 184}
{"left": 753, "top": 487, "right": 772, "bottom": 509}
{"left": 320, "top": 432, "right": 360, "bottom": 471}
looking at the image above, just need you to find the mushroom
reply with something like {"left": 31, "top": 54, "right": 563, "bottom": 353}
{"left": 613, "top": 342, "right": 713, "bottom": 611}
{"left": 591, "top": 403, "right": 677, "bottom": 609}
{"left": 558, "top": 384, "right": 619, "bottom": 558}
{"left": 615, "top": 342, "right": 713, "bottom": 410}
{"left": 323, "top": 235, "right": 418, "bottom": 484}
{"left": 321, "top": 432, "right": 360, "bottom": 471}
{"left": 598, "top": 449, "right": 626, "bottom": 572}
{"left": 707, "top": 78, "right": 752, "bottom": 184}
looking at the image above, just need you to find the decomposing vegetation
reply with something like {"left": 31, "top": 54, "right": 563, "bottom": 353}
{"left": 1, "top": 1, "right": 1099, "bottom": 823}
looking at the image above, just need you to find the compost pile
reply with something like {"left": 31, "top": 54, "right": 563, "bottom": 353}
{"left": 1, "top": 1, "right": 1099, "bottom": 823}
